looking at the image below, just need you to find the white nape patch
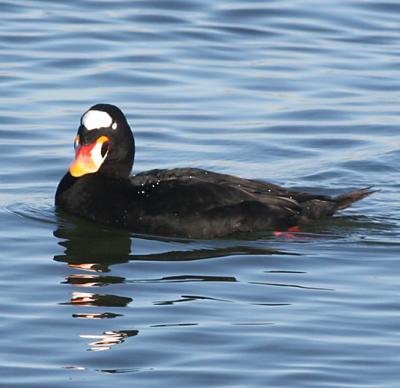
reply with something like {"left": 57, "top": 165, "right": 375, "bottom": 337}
{"left": 82, "top": 110, "right": 112, "bottom": 130}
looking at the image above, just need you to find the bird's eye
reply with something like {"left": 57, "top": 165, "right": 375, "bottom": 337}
{"left": 101, "top": 141, "right": 109, "bottom": 158}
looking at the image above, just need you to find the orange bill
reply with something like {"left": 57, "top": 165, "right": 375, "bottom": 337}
{"left": 69, "top": 135, "right": 109, "bottom": 177}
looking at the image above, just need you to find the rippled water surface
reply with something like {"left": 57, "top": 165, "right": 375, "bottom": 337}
{"left": 1, "top": 0, "right": 400, "bottom": 386}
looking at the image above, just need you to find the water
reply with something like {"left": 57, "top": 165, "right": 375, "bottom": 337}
{"left": 1, "top": 0, "right": 399, "bottom": 386}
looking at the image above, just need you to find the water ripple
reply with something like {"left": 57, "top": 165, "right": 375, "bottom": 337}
{"left": 0, "top": 0, "right": 399, "bottom": 386}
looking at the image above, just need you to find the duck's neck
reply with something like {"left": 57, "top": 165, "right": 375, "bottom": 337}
{"left": 99, "top": 138, "right": 135, "bottom": 179}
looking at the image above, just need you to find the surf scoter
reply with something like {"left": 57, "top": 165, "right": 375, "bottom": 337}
{"left": 55, "top": 103, "right": 373, "bottom": 238}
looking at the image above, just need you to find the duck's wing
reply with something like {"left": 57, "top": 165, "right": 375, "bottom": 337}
{"left": 129, "top": 168, "right": 373, "bottom": 237}
{"left": 128, "top": 168, "right": 303, "bottom": 237}
{"left": 133, "top": 167, "right": 333, "bottom": 207}
{"left": 131, "top": 167, "right": 306, "bottom": 213}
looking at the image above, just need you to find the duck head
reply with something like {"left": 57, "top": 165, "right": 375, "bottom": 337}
{"left": 69, "top": 104, "right": 135, "bottom": 179}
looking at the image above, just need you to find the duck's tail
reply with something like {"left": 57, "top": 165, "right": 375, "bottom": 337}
{"left": 334, "top": 187, "right": 376, "bottom": 211}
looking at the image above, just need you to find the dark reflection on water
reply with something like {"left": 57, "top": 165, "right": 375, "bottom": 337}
{"left": 153, "top": 294, "right": 231, "bottom": 306}
{"left": 65, "top": 274, "right": 125, "bottom": 287}
{"left": 52, "top": 215, "right": 301, "bottom": 358}
{"left": 53, "top": 216, "right": 132, "bottom": 270}
{"left": 45, "top": 205, "right": 400, "bottom": 384}
{"left": 53, "top": 220, "right": 138, "bottom": 352}
{"left": 137, "top": 274, "right": 238, "bottom": 283}
{"left": 80, "top": 330, "right": 139, "bottom": 352}
{"left": 65, "top": 292, "right": 133, "bottom": 308}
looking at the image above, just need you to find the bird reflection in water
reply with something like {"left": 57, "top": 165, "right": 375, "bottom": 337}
{"left": 80, "top": 330, "right": 138, "bottom": 352}
{"left": 54, "top": 213, "right": 298, "bottom": 351}
{"left": 53, "top": 216, "right": 136, "bottom": 351}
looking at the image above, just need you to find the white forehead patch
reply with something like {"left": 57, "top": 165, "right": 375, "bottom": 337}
{"left": 82, "top": 110, "right": 112, "bottom": 130}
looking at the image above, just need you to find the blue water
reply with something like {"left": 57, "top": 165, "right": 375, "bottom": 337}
{"left": 1, "top": 0, "right": 400, "bottom": 386}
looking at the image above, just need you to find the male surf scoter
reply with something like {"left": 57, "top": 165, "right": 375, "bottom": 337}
{"left": 56, "top": 103, "right": 373, "bottom": 238}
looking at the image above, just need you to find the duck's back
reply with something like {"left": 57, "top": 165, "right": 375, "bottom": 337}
{"left": 126, "top": 168, "right": 304, "bottom": 238}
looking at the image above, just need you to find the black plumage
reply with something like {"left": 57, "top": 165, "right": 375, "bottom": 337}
{"left": 56, "top": 104, "right": 373, "bottom": 239}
